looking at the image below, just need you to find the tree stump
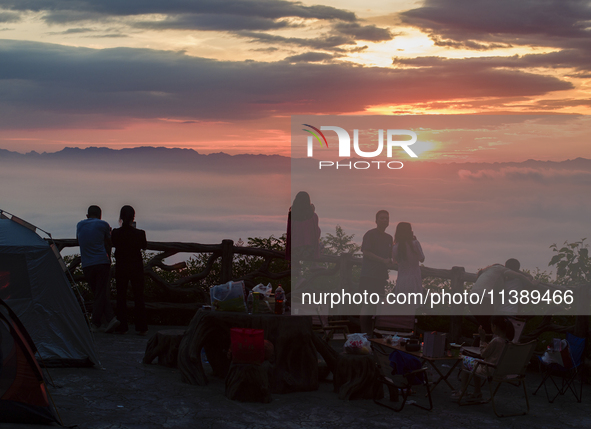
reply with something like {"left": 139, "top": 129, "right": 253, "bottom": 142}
{"left": 225, "top": 361, "right": 272, "bottom": 403}
{"left": 178, "top": 310, "right": 319, "bottom": 393}
{"left": 143, "top": 329, "right": 186, "bottom": 367}
{"left": 333, "top": 353, "right": 383, "bottom": 400}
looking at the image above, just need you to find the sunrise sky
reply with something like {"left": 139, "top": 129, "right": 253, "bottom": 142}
{"left": 1, "top": 0, "right": 591, "bottom": 158}
{"left": 1, "top": 0, "right": 590, "bottom": 275}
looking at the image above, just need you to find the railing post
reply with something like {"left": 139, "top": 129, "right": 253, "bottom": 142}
{"left": 220, "top": 239, "right": 234, "bottom": 284}
{"left": 338, "top": 253, "right": 353, "bottom": 290}
{"left": 574, "top": 285, "right": 589, "bottom": 338}
{"left": 338, "top": 253, "right": 354, "bottom": 314}
{"left": 449, "top": 266, "right": 465, "bottom": 343}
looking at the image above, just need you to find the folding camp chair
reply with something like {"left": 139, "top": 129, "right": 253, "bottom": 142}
{"left": 458, "top": 340, "right": 537, "bottom": 417}
{"left": 312, "top": 306, "right": 349, "bottom": 342}
{"left": 533, "top": 332, "right": 585, "bottom": 403}
{"left": 373, "top": 345, "right": 433, "bottom": 412}
{"left": 508, "top": 317, "right": 526, "bottom": 343}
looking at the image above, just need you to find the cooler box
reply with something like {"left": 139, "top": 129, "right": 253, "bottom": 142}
{"left": 423, "top": 331, "right": 446, "bottom": 358}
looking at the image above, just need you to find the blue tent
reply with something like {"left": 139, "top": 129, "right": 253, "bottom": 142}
{"left": 0, "top": 216, "right": 100, "bottom": 367}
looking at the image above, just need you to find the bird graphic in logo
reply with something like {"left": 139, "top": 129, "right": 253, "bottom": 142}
{"left": 302, "top": 124, "right": 328, "bottom": 148}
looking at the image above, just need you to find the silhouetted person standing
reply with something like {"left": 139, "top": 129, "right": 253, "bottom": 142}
{"left": 286, "top": 191, "right": 321, "bottom": 263}
{"left": 77, "top": 205, "right": 120, "bottom": 333}
{"left": 392, "top": 222, "right": 425, "bottom": 312}
{"left": 111, "top": 205, "right": 148, "bottom": 335}
{"left": 359, "top": 210, "right": 393, "bottom": 337}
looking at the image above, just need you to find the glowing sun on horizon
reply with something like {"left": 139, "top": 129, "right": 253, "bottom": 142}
{"left": 411, "top": 139, "right": 436, "bottom": 158}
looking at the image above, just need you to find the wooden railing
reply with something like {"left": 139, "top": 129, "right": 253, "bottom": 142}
{"left": 53, "top": 238, "right": 289, "bottom": 297}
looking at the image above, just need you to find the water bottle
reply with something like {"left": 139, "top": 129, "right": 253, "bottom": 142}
{"left": 252, "top": 292, "right": 261, "bottom": 313}
{"left": 274, "top": 284, "right": 285, "bottom": 315}
{"left": 247, "top": 290, "right": 254, "bottom": 314}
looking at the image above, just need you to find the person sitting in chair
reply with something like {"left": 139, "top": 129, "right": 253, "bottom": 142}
{"left": 451, "top": 316, "right": 515, "bottom": 403}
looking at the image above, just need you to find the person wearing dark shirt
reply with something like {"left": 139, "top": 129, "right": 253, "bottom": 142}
{"left": 111, "top": 205, "right": 148, "bottom": 335}
{"left": 359, "top": 210, "right": 393, "bottom": 337}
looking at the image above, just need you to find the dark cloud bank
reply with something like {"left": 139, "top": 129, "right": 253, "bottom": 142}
{"left": 0, "top": 39, "right": 572, "bottom": 129}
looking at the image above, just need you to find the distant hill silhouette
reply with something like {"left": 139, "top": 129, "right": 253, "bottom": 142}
{"left": 0, "top": 146, "right": 292, "bottom": 174}
{"left": 1, "top": 146, "right": 590, "bottom": 176}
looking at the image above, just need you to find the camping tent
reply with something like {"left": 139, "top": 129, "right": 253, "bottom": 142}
{"left": 0, "top": 216, "right": 100, "bottom": 367}
{"left": 0, "top": 298, "right": 60, "bottom": 424}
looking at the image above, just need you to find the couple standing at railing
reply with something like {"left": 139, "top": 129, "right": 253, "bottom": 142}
{"left": 288, "top": 191, "right": 538, "bottom": 335}
{"left": 357, "top": 208, "right": 425, "bottom": 337}
{"left": 76, "top": 204, "right": 147, "bottom": 336}
{"left": 287, "top": 191, "right": 424, "bottom": 335}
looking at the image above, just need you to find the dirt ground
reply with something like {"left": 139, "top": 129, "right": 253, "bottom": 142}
{"left": 4, "top": 326, "right": 590, "bottom": 429}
